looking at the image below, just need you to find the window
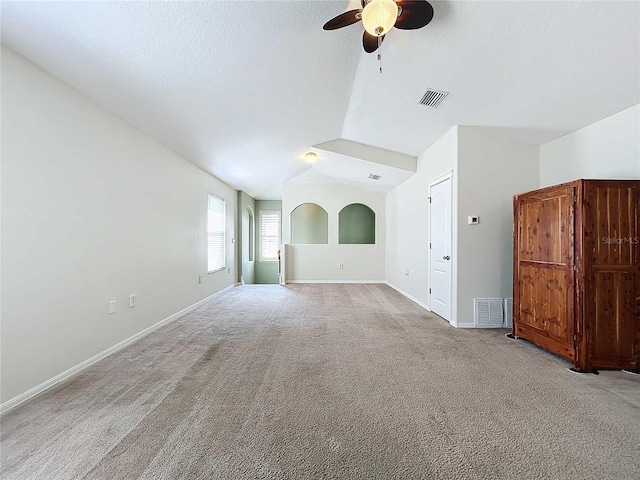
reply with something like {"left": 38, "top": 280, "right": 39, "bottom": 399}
{"left": 260, "top": 210, "right": 280, "bottom": 262}
{"left": 207, "top": 194, "right": 225, "bottom": 272}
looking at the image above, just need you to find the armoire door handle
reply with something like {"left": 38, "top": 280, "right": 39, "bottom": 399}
{"left": 443, "top": 255, "right": 450, "bottom": 260}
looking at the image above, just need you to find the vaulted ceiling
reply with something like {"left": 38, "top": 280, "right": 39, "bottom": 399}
{"left": 2, "top": 1, "right": 639, "bottom": 199}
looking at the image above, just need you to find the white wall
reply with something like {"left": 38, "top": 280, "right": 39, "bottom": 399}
{"left": 282, "top": 183, "right": 385, "bottom": 282}
{"left": 456, "top": 127, "right": 539, "bottom": 327}
{"left": 385, "top": 127, "right": 458, "bottom": 313}
{"left": 540, "top": 104, "right": 640, "bottom": 186}
{"left": 1, "top": 46, "right": 237, "bottom": 404}
{"left": 385, "top": 126, "right": 539, "bottom": 328}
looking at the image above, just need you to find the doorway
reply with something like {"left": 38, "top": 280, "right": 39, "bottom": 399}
{"left": 255, "top": 201, "right": 282, "bottom": 284}
{"left": 429, "top": 173, "right": 452, "bottom": 322}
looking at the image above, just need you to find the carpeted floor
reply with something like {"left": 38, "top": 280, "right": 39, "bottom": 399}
{"left": 1, "top": 283, "right": 639, "bottom": 479}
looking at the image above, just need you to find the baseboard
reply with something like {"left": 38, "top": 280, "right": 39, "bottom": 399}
{"left": 0, "top": 284, "right": 237, "bottom": 416}
{"left": 385, "top": 282, "right": 430, "bottom": 311}
{"left": 451, "top": 322, "right": 475, "bottom": 329}
{"left": 286, "top": 280, "right": 386, "bottom": 284}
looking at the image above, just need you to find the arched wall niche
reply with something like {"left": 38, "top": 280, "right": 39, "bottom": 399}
{"left": 338, "top": 203, "right": 375, "bottom": 244}
{"left": 290, "top": 203, "right": 329, "bottom": 244}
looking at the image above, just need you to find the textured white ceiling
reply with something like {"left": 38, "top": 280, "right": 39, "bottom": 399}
{"left": 2, "top": 1, "right": 639, "bottom": 199}
{"left": 342, "top": 0, "right": 640, "bottom": 155}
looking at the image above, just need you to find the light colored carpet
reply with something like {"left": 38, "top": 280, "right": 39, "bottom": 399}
{"left": 1, "top": 283, "right": 639, "bottom": 480}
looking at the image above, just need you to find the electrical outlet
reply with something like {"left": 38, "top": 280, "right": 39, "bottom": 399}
{"left": 339, "top": 263, "right": 344, "bottom": 269}
{"left": 199, "top": 275, "right": 203, "bottom": 284}
{"left": 109, "top": 300, "right": 116, "bottom": 314}
{"left": 227, "top": 267, "right": 231, "bottom": 273}
{"left": 129, "top": 294, "right": 136, "bottom": 308}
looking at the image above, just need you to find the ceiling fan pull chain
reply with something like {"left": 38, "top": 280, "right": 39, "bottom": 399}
{"left": 378, "top": 36, "right": 382, "bottom": 74}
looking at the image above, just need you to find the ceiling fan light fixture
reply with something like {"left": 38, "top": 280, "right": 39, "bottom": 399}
{"left": 362, "top": 0, "right": 398, "bottom": 37}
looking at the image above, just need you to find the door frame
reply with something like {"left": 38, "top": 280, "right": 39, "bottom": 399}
{"left": 428, "top": 170, "right": 454, "bottom": 322}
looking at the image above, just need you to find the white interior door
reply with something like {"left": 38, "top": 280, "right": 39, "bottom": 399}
{"left": 429, "top": 175, "right": 452, "bottom": 322}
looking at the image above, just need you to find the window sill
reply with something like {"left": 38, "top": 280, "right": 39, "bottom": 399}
{"left": 208, "top": 267, "right": 225, "bottom": 274}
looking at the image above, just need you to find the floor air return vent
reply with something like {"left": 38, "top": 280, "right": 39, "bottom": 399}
{"left": 504, "top": 298, "right": 513, "bottom": 328}
{"left": 474, "top": 298, "right": 504, "bottom": 328}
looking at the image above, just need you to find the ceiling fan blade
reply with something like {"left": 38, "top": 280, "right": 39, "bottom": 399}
{"left": 395, "top": 0, "right": 434, "bottom": 30}
{"left": 363, "top": 31, "right": 384, "bottom": 53}
{"left": 323, "top": 9, "right": 363, "bottom": 30}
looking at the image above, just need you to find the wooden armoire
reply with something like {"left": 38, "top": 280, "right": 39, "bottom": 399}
{"left": 512, "top": 179, "right": 640, "bottom": 372}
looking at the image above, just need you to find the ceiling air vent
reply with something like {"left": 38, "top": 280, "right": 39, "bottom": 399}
{"left": 368, "top": 174, "right": 381, "bottom": 180}
{"left": 418, "top": 88, "right": 449, "bottom": 108}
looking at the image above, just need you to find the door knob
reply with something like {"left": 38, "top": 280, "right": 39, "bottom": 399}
{"left": 443, "top": 255, "right": 450, "bottom": 260}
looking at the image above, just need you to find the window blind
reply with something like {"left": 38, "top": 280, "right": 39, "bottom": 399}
{"left": 260, "top": 211, "right": 280, "bottom": 262}
{"left": 208, "top": 194, "right": 225, "bottom": 272}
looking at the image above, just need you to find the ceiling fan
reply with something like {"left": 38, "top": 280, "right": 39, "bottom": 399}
{"left": 323, "top": 0, "right": 434, "bottom": 53}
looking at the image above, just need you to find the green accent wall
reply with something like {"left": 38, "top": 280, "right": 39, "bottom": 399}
{"left": 291, "top": 203, "right": 328, "bottom": 244}
{"left": 255, "top": 200, "right": 282, "bottom": 284}
{"left": 237, "top": 191, "right": 256, "bottom": 284}
{"left": 339, "top": 203, "right": 376, "bottom": 244}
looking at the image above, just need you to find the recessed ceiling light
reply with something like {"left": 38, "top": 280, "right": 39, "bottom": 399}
{"left": 305, "top": 152, "right": 318, "bottom": 163}
{"left": 369, "top": 174, "right": 381, "bottom": 180}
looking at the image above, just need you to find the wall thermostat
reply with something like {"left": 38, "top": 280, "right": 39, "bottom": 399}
{"left": 468, "top": 215, "right": 479, "bottom": 225}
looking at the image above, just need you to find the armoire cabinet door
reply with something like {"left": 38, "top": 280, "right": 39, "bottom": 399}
{"left": 514, "top": 184, "right": 577, "bottom": 362}
{"left": 583, "top": 181, "right": 640, "bottom": 369}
